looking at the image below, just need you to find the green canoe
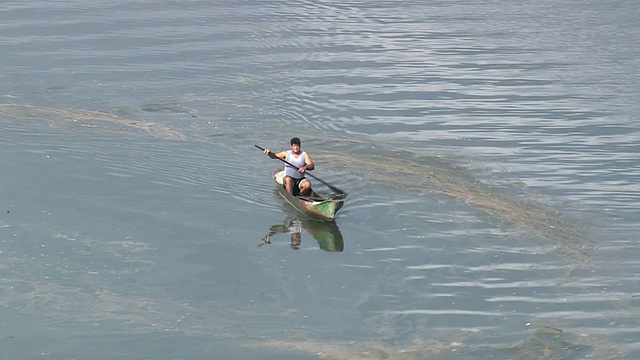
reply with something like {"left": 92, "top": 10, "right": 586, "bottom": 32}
{"left": 272, "top": 168, "right": 344, "bottom": 221}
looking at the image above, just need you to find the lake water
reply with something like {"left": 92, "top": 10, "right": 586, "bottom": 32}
{"left": 1, "top": 0, "right": 639, "bottom": 359}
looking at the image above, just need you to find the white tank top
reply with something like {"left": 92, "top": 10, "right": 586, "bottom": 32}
{"left": 284, "top": 150, "right": 306, "bottom": 179}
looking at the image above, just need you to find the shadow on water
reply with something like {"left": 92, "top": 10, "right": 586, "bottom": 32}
{"left": 260, "top": 215, "right": 344, "bottom": 252}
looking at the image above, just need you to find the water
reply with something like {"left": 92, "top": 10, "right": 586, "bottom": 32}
{"left": 1, "top": 0, "right": 639, "bottom": 359}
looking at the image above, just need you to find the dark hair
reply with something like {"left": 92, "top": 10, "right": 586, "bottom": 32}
{"left": 290, "top": 137, "right": 301, "bottom": 145}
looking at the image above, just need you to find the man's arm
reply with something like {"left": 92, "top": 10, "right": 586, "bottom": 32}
{"left": 274, "top": 151, "right": 288, "bottom": 160}
{"left": 303, "top": 153, "right": 315, "bottom": 171}
{"left": 264, "top": 149, "right": 287, "bottom": 160}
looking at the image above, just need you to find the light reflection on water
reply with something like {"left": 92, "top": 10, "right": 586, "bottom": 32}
{"left": 1, "top": 0, "right": 639, "bottom": 359}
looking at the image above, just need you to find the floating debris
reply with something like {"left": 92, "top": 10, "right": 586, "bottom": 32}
{"left": 0, "top": 103, "right": 188, "bottom": 140}
{"left": 315, "top": 146, "right": 593, "bottom": 262}
{"left": 251, "top": 326, "right": 596, "bottom": 360}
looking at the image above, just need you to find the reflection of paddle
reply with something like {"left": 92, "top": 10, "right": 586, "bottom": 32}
{"left": 255, "top": 144, "right": 347, "bottom": 198}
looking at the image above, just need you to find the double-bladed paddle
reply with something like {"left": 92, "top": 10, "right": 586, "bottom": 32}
{"left": 255, "top": 144, "right": 347, "bottom": 199}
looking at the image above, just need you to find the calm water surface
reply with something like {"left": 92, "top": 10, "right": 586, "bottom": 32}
{"left": 1, "top": 0, "right": 639, "bottom": 359}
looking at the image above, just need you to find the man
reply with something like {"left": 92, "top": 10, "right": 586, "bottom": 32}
{"left": 263, "top": 137, "right": 315, "bottom": 196}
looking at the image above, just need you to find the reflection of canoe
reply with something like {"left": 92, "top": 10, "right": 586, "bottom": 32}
{"left": 272, "top": 168, "right": 344, "bottom": 221}
{"left": 302, "top": 217, "right": 344, "bottom": 251}
{"left": 263, "top": 217, "right": 344, "bottom": 252}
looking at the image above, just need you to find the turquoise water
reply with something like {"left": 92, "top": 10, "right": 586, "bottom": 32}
{"left": 1, "top": 1, "right": 639, "bottom": 359}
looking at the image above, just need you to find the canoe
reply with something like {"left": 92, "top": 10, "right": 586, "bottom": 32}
{"left": 272, "top": 168, "right": 344, "bottom": 221}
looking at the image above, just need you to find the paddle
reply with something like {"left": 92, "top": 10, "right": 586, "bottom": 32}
{"left": 255, "top": 144, "right": 347, "bottom": 199}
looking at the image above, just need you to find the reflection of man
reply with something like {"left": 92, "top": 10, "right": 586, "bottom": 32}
{"left": 290, "top": 232, "right": 301, "bottom": 248}
{"left": 260, "top": 217, "right": 343, "bottom": 252}
{"left": 262, "top": 218, "right": 303, "bottom": 249}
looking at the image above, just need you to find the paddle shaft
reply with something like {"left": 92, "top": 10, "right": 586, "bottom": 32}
{"left": 254, "top": 144, "right": 346, "bottom": 197}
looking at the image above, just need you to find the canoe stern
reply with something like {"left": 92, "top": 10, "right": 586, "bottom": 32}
{"left": 305, "top": 200, "right": 337, "bottom": 220}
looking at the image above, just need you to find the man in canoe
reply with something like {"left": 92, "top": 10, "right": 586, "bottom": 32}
{"left": 263, "top": 137, "right": 315, "bottom": 196}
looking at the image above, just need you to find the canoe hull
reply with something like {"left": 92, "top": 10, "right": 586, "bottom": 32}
{"left": 272, "top": 168, "right": 343, "bottom": 221}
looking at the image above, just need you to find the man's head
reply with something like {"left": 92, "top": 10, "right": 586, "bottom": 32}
{"left": 290, "top": 137, "right": 301, "bottom": 153}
